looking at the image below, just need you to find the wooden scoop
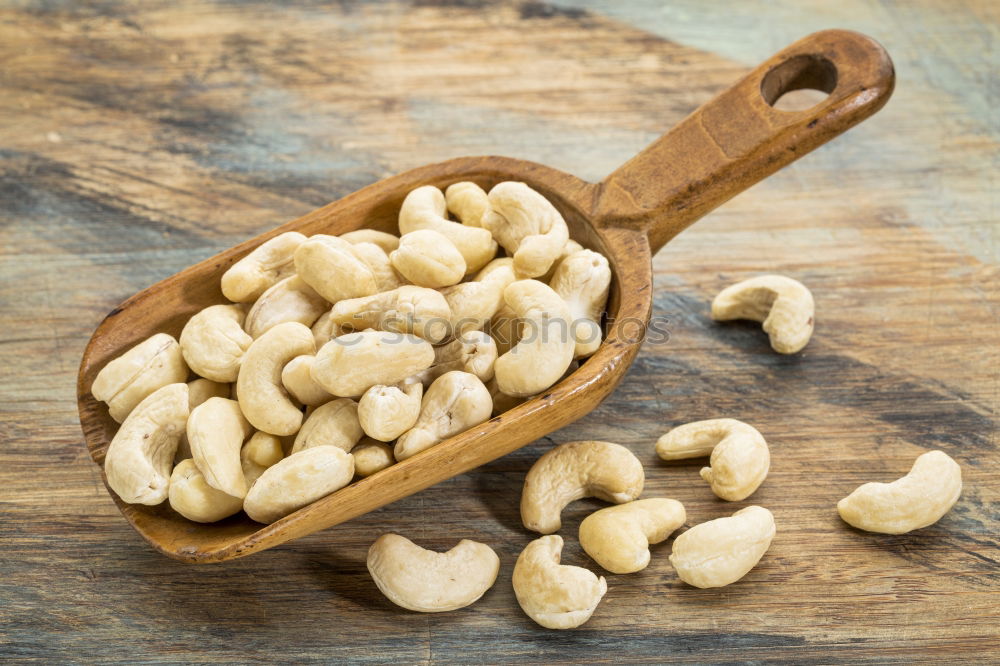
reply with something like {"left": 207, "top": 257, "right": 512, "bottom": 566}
{"left": 77, "top": 30, "right": 893, "bottom": 562}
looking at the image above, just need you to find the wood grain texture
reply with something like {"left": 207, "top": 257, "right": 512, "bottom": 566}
{"left": 1, "top": 0, "right": 997, "bottom": 663}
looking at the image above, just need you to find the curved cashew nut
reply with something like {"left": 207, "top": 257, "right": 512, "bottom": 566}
{"left": 417, "top": 330, "right": 498, "bottom": 387}
{"left": 579, "top": 498, "right": 686, "bottom": 574}
{"left": 291, "top": 398, "right": 364, "bottom": 454}
{"left": 837, "top": 450, "right": 962, "bottom": 534}
{"left": 711, "top": 275, "right": 814, "bottom": 354}
{"left": 221, "top": 231, "right": 306, "bottom": 303}
{"left": 367, "top": 534, "right": 500, "bottom": 612}
{"left": 179, "top": 304, "right": 253, "bottom": 382}
{"left": 187, "top": 397, "right": 253, "bottom": 498}
{"left": 175, "top": 379, "right": 230, "bottom": 462}
{"left": 240, "top": 431, "right": 285, "bottom": 486}
{"left": 349, "top": 241, "right": 402, "bottom": 293}
{"left": 521, "top": 440, "right": 644, "bottom": 534}
{"left": 399, "top": 185, "right": 497, "bottom": 272}
{"left": 281, "top": 355, "right": 333, "bottom": 407}
{"left": 656, "top": 419, "right": 770, "bottom": 501}
{"left": 340, "top": 228, "right": 400, "bottom": 254}
{"left": 483, "top": 182, "right": 569, "bottom": 278}
{"left": 244, "top": 275, "right": 328, "bottom": 339}
{"left": 92, "top": 333, "right": 189, "bottom": 422}
{"left": 444, "top": 181, "right": 490, "bottom": 228}
{"left": 669, "top": 506, "right": 776, "bottom": 588}
{"left": 312, "top": 330, "right": 434, "bottom": 398}
{"left": 441, "top": 257, "right": 517, "bottom": 334}
{"left": 394, "top": 371, "right": 493, "bottom": 461}
{"left": 351, "top": 439, "right": 395, "bottom": 477}
{"left": 104, "top": 382, "right": 189, "bottom": 505}
{"left": 330, "top": 285, "right": 452, "bottom": 344}
{"left": 358, "top": 381, "right": 422, "bottom": 442}
{"left": 493, "top": 280, "right": 575, "bottom": 398}
{"left": 243, "top": 445, "right": 355, "bottom": 524}
{"left": 390, "top": 230, "right": 467, "bottom": 288}
{"left": 168, "top": 459, "right": 244, "bottom": 523}
{"left": 549, "top": 249, "right": 611, "bottom": 358}
{"left": 236, "top": 321, "right": 316, "bottom": 436}
{"left": 293, "top": 234, "right": 379, "bottom": 302}
{"left": 513, "top": 535, "right": 607, "bottom": 630}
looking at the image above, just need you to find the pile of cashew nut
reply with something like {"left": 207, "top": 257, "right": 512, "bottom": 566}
{"left": 93, "top": 180, "right": 612, "bottom": 526}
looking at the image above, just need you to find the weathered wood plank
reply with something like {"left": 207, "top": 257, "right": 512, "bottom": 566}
{"left": 1, "top": 0, "right": 996, "bottom": 663}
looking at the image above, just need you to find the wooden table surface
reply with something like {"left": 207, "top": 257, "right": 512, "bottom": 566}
{"left": 2, "top": 1, "right": 997, "bottom": 663}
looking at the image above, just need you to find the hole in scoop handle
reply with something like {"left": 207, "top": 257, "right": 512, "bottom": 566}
{"left": 593, "top": 29, "right": 894, "bottom": 253}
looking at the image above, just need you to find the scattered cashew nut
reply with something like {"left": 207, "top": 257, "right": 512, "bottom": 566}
{"left": 656, "top": 419, "right": 770, "bottom": 501}
{"left": 484, "top": 181, "right": 569, "bottom": 278}
{"left": 669, "top": 506, "right": 776, "bottom": 588}
{"left": 330, "top": 285, "right": 452, "bottom": 344}
{"left": 711, "top": 275, "right": 814, "bottom": 354}
{"left": 340, "top": 229, "right": 400, "bottom": 254}
{"left": 367, "top": 533, "right": 500, "bottom": 612}
{"left": 243, "top": 445, "right": 355, "bottom": 524}
{"left": 399, "top": 185, "right": 497, "bottom": 272}
{"left": 244, "top": 275, "right": 328, "bottom": 339}
{"left": 394, "top": 371, "right": 493, "bottom": 461}
{"left": 312, "top": 330, "right": 434, "bottom": 398}
{"left": 579, "top": 498, "right": 686, "bottom": 574}
{"left": 187, "top": 397, "right": 253, "bottom": 498}
{"left": 103, "top": 382, "right": 189, "bottom": 505}
{"left": 168, "top": 459, "right": 244, "bottom": 523}
{"left": 549, "top": 249, "right": 611, "bottom": 358}
{"left": 241, "top": 431, "right": 286, "bottom": 486}
{"left": 351, "top": 439, "right": 395, "bottom": 478}
{"left": 236, "top": 321, "right": 316, "bottom": 436}
{"left": 291, "top": 397, "right": 363, "bottom": 454}
{"left": 221, "top": 231, "right": 306, "bottom": 303}
{"left": 358, "top": 381, "right": 422, "bottom": 442}
{"left": 521, "top": 440, "right": 645, "bottom": 534}
{"left": 512, "top": 535, "right": 607, "bottom": 630}
{"left": 390, "top": 230, "right": 467, "bottom": 288}
{"left": 179, "top": 304, "right": 253, "bottom": 382}
{"left": 92, "top": 333, "right": 189, "bottom": 423}
{"left": 440, "top": 257, "right": 517, "bottom": 334}
{"left": 294, "top": 234, "right": 380, "bottom": 303}
{"left": 281, "top": 355, "right": 333, "bottom": 407}
{"left": 837, "top": 450, "right": 962, "bottom": 534}
{"left": 493, "top": 279, "right": 575, "bottom": 398}
{"left": 444, "top": 181, "right": 490, "bottom": 228}
{"left": 416, "top": 330, "right": 498, "bottom": 386}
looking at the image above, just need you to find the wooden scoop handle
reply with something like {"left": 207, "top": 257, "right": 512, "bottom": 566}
{"left": 593, "top": 29, "right": 894, "bottom": 252}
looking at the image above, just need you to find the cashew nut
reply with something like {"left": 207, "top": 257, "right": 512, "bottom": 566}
{"left": 711, "top": 275, "right": 814, "bottom": 354}
{"left": 350, "top": 241, "right": 402, "bottom": 293}
{"left": 669, "top": 506, "right": 775, "bottom": 588}
{"left": 240, "top": 431, "right": 286, "bottom": 486}
{"left": 291, "top": 398, "right": 363, "bottom": 454}
{"left": 221, "top": 231, "right": 306, "bottom": 303}
{"left": 281, "top": 355, "right": 333, "bottom": 407}
{"left": 512, "top": 535, "right": 607, "bottom": 630}
{"left": 175, "top": 378, "right": 231, "bottom": 462}
{"left": 483, "top": 182, "right": 569, "bottom": 278}
{"left": 493, "top": 279, "right": 575, "bottom": 398}
{"left": 540, "top": 238, "right": 585, "bottom": 283}
{"left": 367, "top": 534, "right": 500, "bottom": 612}
{"left": 179, "top": 304, "right": 253, "bottom": 382}
{"left": 358, "top": 381, "right": 422, "bottom": 442}
{"left": 340, "top": 228, "right": 400, "bottom": 254}
{"left": 549, "top": 249, "right": 611, "bottom": 358}
{"left": 293, "top": 234, "right": 379, "bottom": 302}
{"left": 579, "top": 498, "right": 686, "bottom": 574}
{"left": 656, "top": 419, "right": 770, "bottom": 501}
{"left": 329, "top": 286, "right": 451, "bottom": 344}
{"left": 243, "top": 445, "right": 355, "bottom": 524}
{"left": 390, "top": 230, "right": 467, "bottom": 288}
{"left": 311, "top": 309, "right": 343, "bottom": 349}
{"left": 399, "top": 185, "right": 497, "bottom": 273}
{"left": 488, "top": 302, "right": 520, "bottom": 357}
{"left": 416, "top": 330, "right": 498, "bottom": 386}
{"left": 312, "top": 330, "right": 434, "bottom": 398}
{"left": 837, "top": 450, "right": 962, "bottom": 534}
{"left": 444, "top": 181, "right": 490, "bottom": 228}
{"left": 187, "top": 397, "right": 253, "bottom": 498}
{"left": 521, "top": 440, "right": 644, "bottom": 534}
{"left": 351, "top": 439, "right": 395, "bottom": 478}
{"left": 244, "top": 275, "right": 328, "bottom": 339}
{"left": 103, "top": 383, "right": 189, "bottom": 505}
{"left": 92, "top": 333, "right": 189, "bottom": 422}
{"left": 440, "top": 257, "right": 517, "bottom": 334}
{"left": 168, "top": 459, "right": 243, "bottom": 523}
{"left": 394, "top": 371, "right": 493, "bottom": 461}
{"left": 236, "top": 321, "right": 316, "bottom": 436}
